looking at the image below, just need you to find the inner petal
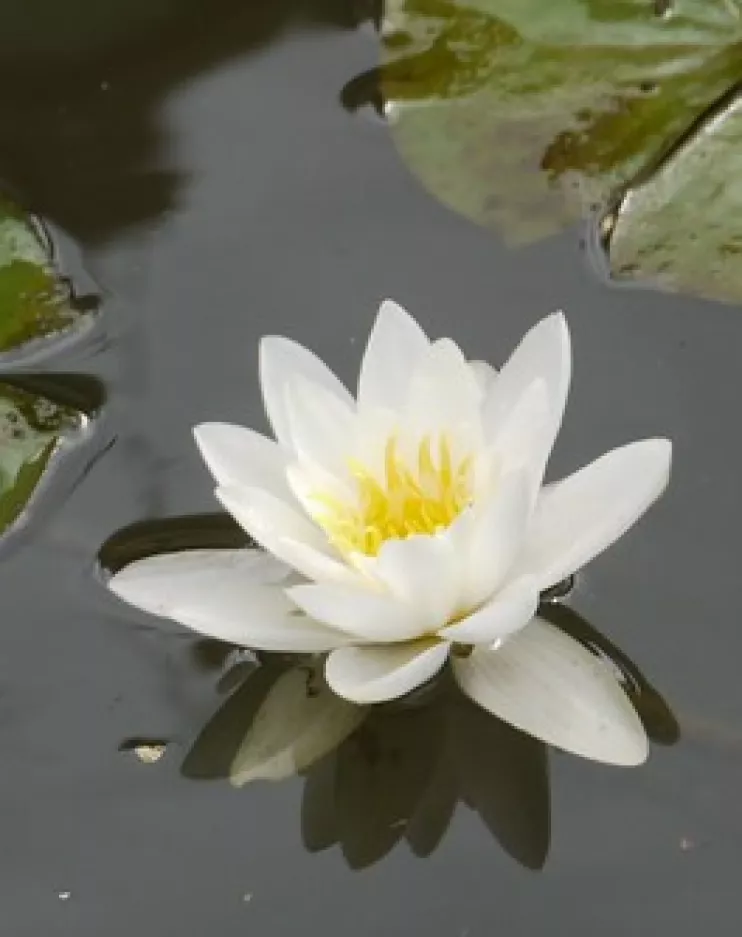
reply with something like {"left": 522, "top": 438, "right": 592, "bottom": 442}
{"left": 310, "top": 432, "right": 476, "bottom": 558}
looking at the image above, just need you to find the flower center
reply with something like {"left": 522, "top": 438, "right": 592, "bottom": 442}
{"left": 314, "top": 434, "right": 474, "bottom": 557}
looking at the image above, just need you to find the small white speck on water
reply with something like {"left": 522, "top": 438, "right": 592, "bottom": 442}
{"left": 101, "top": 81, "right": 110, "bottom": 91}
{"left": 242, "top": 893, "right": 253, "bottom": 904}
{"left": 58, "top": 892, "right": 71, "bottom": 902}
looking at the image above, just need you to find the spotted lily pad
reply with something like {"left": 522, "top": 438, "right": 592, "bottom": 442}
{"left": 381, "top": 0, "right": 742, "bottom": 243}
{"left": 603, "top": 87, "right": 742, "bottom": 305}
{"left": 0, "top": 382, "right": 84, "bottom": 536}
{"left": 0, "top": 196, "right": 94, "bottom": 357}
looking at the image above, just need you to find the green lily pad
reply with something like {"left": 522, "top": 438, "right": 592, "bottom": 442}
{"left": 381, "top": 0, "right": 742, "bottom": 243}
{"left": 0, "top": 381, "right": 83, "bottom": 537}
{"left": 604, "top": 87, "right": 742, "bottom": 305}
{"left": 0, "top": 195, "right": 95, "bottom": 356}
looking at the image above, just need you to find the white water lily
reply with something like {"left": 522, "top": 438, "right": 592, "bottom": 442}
{"left": 109, "top": 300, "right": 671, "bottom": 766}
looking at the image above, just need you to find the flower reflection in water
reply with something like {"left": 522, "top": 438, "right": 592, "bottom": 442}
{"left": 180, "top": 604, "right": 677, "bottom": 871}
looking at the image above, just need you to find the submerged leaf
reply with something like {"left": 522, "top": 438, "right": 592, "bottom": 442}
{"left": 381, "top": 0, "right": 742, "bottom": 243}
{"left": 0, "top": 381, "right": 83, "bottom": 536}
{"left": 230, "top": 662, "right": 365, "bottom": 786}
{"left": 604, "top": 86, "right": 742, "bottom": 305}
{"left": 0, "top": 195, "right": 95, "bottom": 356}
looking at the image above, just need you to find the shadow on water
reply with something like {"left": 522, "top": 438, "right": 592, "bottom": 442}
{"left": 99, "top": 514, "right": 677, "bottom": 873}
{"left": 0, "top": 0, "right": 379, "bottom": 245}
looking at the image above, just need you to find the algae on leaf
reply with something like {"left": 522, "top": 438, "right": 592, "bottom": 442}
{"left": 381, "top": 0, "right": 742, "bottom": 243}
{"left": 0, "top": 382, "right": 83, "bottom": 536}
{"left": 0, "top": 196, "right": 94, "bottom": 355}
{"left": 605, "top": 88, "right": 742, "bottom": 306}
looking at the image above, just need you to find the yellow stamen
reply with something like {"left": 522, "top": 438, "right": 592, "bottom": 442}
{"left": 313, "top": 434, "right": 474, "bottom": 557}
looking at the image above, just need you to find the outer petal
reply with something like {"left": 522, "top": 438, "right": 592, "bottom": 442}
{"left": 483, "top": 312, "right": 571, "bottom": 480}
{"left": 460, "top": 469, "right": 532, "bottom": 610}
{"left": 369, "top": 534, "right": 459, "bottom": 630}
{"left": 488, "top": 379, "right": 550, "bottom": 492}
{"left": 193, "top": 423, "right": 292, "bottom": 501}
{"left": 260, "top": 335, "right": 354, "bottom": 449}
{"left": 217, "top": 485, "right": 359, "bottom": 586}
{"left": 438, "top": 575, "right": 538, "bottom": 645}
{"left": 357, "top": 299, "right": 430, "bottom": 413}
{"left": 404, "top": 338, "right": 482, "bottom": 440}
{"left": 287, "top": 582, "right": 426, "bottom": 642}
{"left": 514, "top": 439, "right": 672, "bottom": 590}
{"left": 325, "top": 639, "right": 450, "bottom": 704}
{"left": 108, "top": 549, "right": 350, "bottom": 652}
{"left": 469, "top": 359, "right": 497, "bottom": 397}
{"left": 452, "top": 618, "right": 648, "bottom": 766}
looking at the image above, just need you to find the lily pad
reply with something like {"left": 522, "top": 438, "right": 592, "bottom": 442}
{"left": 603, "top": 86, "right": 742, "bottom": 305}
{"left": 380, "top": 0, "right": 742, "bottom": 243}
{"left": 0, "top": 381, "right": 84, "bottom": 537}
{"left": 0, "top": 195, "right": 95, "bottom": 357}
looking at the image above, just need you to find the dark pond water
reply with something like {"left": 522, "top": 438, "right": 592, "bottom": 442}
{"left": 2, "top": 1, "right": 742, "bottom": 934}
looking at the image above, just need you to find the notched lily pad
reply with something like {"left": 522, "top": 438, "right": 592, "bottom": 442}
{"left": 603, "top": 86, "right": 742, "bottom": 305}
{"left": 0, "top": 381, "right": 86, "bottom": 537}
{"left": 380, "top": 0, "right": 742, "bottom": 243}
{"left": 0, "top": 195, "right": 97, "bottom": 359}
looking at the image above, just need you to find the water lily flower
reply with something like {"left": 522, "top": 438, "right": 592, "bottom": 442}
{"left": 109, "top": 301, "right": 671, "bottom": 765}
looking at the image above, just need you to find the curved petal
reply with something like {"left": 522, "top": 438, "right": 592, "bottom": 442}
{"left": 469, "top": 359, "right": 497, "bottom": 397}
{"left": 488, "top": 379, "right": 550, "bottom": 493}
{"left": 108, "top": 549, "right": 290, "bottom": 616}
{"left": 193, "top": 423, "right": 291, "bottom": 501}
{"left": 325, "top": 639, "right": 450, "bottom": 704}
{"left": 452, "top": 618, "right": 648, "bottom": 766}
{"left": 216, "top": 485, "right": 359, "bottom": 586}
{"left": 285, "top": 376, "right": 357, "bottom": 478}
{"left": 460, "top": 469, "right": 532, "bottom": 610}
{"left": 260, "top": 335, "right": 353, "bottom": 449}
{"left": 357, "top": 299, "right": 430, "bottom": 413}
{"left": 287, "top": 582, "right": 426, "bottom": 642}
{"left": 370, "top": 533, "right": 459, "bottom": 630}
{"left": 483, "top": 312, "right": 571, "bottom": 478}
{"left": 438, "top": 575, "right": 538, "bottom": 645}
{"left": 108, "top": 550, "right": 350, "bottom": 652}
{"left": 514, "top": 439, "right": 672, "bottom": 590}
{"left": 404, "top": 338, "right": 482, "bottom": 439}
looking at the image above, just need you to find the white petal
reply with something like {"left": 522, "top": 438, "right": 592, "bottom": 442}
{"left": 514, "top": 439, "right": 672, "bottom": 590}
{"left": 452, "top": 618, "right": 648, "bottom": 766}
{"left": 193, "top": 423, "right": 291, "bottom": 501}
{"left": 469, "top": 360, "right": 497, "bottom": 397}
{"left": 260, "top": 335, "right": 354, "bottom": 449}
{"left": 357, "top": 299, "right": 430, "bottom": 413}
{"left": 108, "top": 549, "right": 350, "bottom": 651}
{"left": 488, "top": 379, "right": 550, "bottom": 488}
{"left": 460, "top": 469, "right": 532, "bottom": 610}
{"left": 371, "top": 534, "right": 459, "bottom": 629}
{"left": 108, "top": 549, "right": 290, "bottom": 616}
{"left": 483, "top": 312, "right": 571, "bottom": 476}
{"left": 217, "top": 485, "right": 359, "bottom": 586}
{"left": 230, "top": 663, "right": 365, "bottom": 786}
{"left": 326, "top": 639, "right": 450, "bottom": 704}
{"left": 405, "top": 338, "right": 482, "bottom": 439}
{"left": 438, "top": 575, "right": 538, "bottom": 645}
{"left": 287, "top": 582, "right": 426, "bottom": 642}
{"left": 284, "top": 376, "right": 356, "bottom": 477}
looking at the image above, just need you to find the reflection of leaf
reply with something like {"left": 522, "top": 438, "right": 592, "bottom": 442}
{"left": 230, "top": 662, "right": 365, "bottom": 786}
{"left": 381, "top": 0, "right": 742, "bottom": 243}
{"left": 0, "top": 382, "right": 83, "bottom": 537}
{"left": 0, "top": 196, "right": 95, "bottom": 356}
{"left": 604, "top": 86, "right": 742, "bottom": 305}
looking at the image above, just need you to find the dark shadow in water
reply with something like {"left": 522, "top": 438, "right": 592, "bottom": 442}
{"left": 0, "top": 0, "right": 380, "bottom": 245}
{"left": 100, "top": 516, "right": 677, "bottom": 871}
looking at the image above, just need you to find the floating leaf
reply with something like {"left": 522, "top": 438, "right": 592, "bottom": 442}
{"left": 0, "top": 381, "right": 84, "bottom": 536}
{"left": 0, "top": 195, "right": 95, "bottom": 357}
{"left": 603, "top": 86, "right": 742, "bottom": 305}
{"left": 380, "top": 0, "right": 742, "bottom": 243}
